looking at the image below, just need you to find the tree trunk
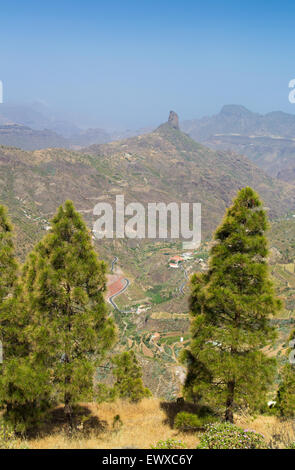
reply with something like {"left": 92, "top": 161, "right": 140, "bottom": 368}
{"left": 64, "top": 284, "right": 73, "bottom": 430}
{"left": 64, "top": 388, "right": 73, "bottom": 430}
{"left": 225, "top": 380, "right": 235, "bottom": 423}
{"left": 64, "top": 354, "right": 72, "bottom": 429}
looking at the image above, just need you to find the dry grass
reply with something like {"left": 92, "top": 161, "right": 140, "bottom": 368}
{"left": 12, "top": 399, "right": 295, "bottom": 449}
{"left": 236, "top": 413, "right": 295, "bottom": 449}
{"left": 27, "top": 398, "right": 199, "bottom": 449}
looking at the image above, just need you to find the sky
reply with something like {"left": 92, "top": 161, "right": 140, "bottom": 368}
{"left": 1, "top": 0, "right": 295, "bottom": 129}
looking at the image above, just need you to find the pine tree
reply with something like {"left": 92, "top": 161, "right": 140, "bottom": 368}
{"left": 182, "top": 187, "right": 281, "bottom": 422}
{"left": 0, "top": 204, "right": 19, "bottom": 366}
{"left": 0, "top": 357, "right": 52, "bottom": 433}
{"left": 21, "top": 201, "right": 116, "bottom": 426}
{"left": 112, "top": 351, "right": 152, "bottom": 402}
{"left": 0, "top": 205, "right": 27, "bottom": 359}
{"left": 0, "top": 205, "right": 17, "bottom": 305}
{"left": 0, "top": 205, "right": 48, "bottom": 433}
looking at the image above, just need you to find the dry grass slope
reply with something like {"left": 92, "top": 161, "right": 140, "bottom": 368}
{"left": 13, "top": 398, "right": 295, "bottom": 449}
{"left": 28, "top": 399, "right": 198, "bottom": 449}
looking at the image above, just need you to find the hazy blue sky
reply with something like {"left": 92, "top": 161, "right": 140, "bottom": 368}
{"left": 1, "top": 0, "right": 295, "bottom": 128}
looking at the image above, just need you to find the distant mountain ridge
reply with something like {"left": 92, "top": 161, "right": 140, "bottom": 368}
{"left": 182, "top": 105, "right": 295, "bottom": 140}
{"left": 0, "top": 124, "right": 68, "bottom": 150}
{"left": 0, "top": 103, "right": 151, "bottom": 150}
{"left": 181, "top": 105, "right": 295, "bottom": 181}
{"left": 0, "top": 122, "right": 152, "bottom": 150}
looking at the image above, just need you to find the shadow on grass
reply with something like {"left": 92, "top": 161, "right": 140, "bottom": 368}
{"left": 30, "top": 404, "right": 108, "bottom": 438}
{"left": 160, "top": 400, "right": 212, "bottom": 428}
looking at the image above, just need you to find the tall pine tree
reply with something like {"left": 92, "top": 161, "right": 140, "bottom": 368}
{"left": 0, "top": 204, "right": 20, "bottom": 368}
{"left": 21, "top": 201, "right": 116, "bottom": 426}
{"left": 0, "top": 205, "right": 27, "bottom": 358}
{"left": 182, "top": 187, "right": 281, "bottom": 422}
{"left": 0, "top": 206, "right": 48, "bottom": 433}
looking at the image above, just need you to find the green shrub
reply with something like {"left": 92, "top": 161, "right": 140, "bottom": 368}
{"left": 112, "top": 414, "right": 123, "bottom": 431}
{"left": 151, "top": 438, "right": 187, "bottom": 449}
{"left": 287, "top": 442, "right": 295, "bottom": 449}
{"left": 0, "top": 420, "right": 28, "bottom": 449}
{"left": 197, "top": 422, "right": 267, "bottom": 449}
{"left": 175, "top": 412, "right": 217, "bottom": 431}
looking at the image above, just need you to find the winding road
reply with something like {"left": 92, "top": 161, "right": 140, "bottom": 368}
{"left": 111, "top": 256, "right": 118, "bottom": 273}
{"left": 108, "top": 277, "right": 130, "bottom": 312}
{"left": 179, "top": 264, "right": 189, "bottom": 295}
{"left": 108, "top": 255, "right": 189, "bottom": 315}
{"left": 107, "top": 257, "right": 133, "bottom": 313}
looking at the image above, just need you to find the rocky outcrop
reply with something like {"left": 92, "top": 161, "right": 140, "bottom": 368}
{"left": 168, "top": 111, "right": 179, "bottom": 130}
